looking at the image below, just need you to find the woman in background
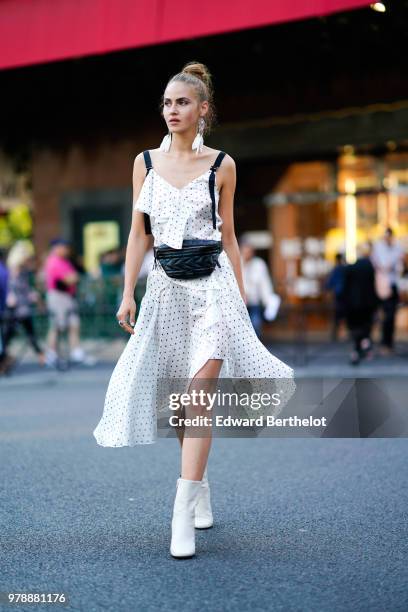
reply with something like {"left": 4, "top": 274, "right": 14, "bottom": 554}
{"left": 2, "top": 241, "right": 45, "bottom": 367}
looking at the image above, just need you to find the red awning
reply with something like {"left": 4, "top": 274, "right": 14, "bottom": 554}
{"left": 0, "top": 0, "right": 371, "bottom": 70}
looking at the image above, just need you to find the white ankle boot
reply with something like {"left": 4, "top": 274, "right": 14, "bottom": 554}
{"left": 194, "top": 467, "right": 214, "bottom": 529}
{"left": 170, "top": 478, "right": 202, "bottom": 558}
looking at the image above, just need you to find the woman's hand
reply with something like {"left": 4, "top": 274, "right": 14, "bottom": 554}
{"left": 116, "top": 295, "right": 137, "bottom": 335}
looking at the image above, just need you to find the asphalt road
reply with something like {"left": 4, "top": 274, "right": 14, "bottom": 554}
{"left": 1, "top": 371, "right": 408, "bottom": 612}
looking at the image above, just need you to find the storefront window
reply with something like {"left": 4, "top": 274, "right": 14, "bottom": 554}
{"left": 266, "top": 150, "right": 408, "bottom": 339}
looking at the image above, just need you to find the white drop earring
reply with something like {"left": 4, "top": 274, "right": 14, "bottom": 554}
{"left": 159, "top": 130, "right": 172, "bottom": 152}
{"left": 192, "top": 117, "right": 205, "bottom": 155}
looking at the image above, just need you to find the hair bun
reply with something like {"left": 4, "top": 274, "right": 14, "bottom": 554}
{"left": 181, "top": 61, "right": 212, "bottom": 91}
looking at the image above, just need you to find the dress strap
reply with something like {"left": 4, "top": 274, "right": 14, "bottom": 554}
{"left": 210, "top": 151, "right": 226, "bottom": 172}
{"left": 143, "top": 150, "right": 153, "bottom": 173}
{"left": 142, "top": 151, "right": 153, "bottom": 235}
{"left": 209, "top": 152, "right": 226, "bottom": 229}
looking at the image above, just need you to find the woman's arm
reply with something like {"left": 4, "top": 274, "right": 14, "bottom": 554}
{"left": 217, "top": 155, "right": 247, "bottom": 304}
{"left": 60, "top": 270, "right": 79, "bottom": 286}
{"left": 116, "top": 153, "right": 154, "bottom": 334}
{"left": 258, "top": 259, "right": 275, "bottom": 308}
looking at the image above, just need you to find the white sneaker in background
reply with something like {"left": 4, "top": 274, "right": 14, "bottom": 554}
{"left": 70, "top": 347, "right": 85, "bottom": 362}
{"left": 45, "top": 349, "right": 58, "bottom": 366}
{"left": 70, "top": 347, "right": 97, "bottom": 366}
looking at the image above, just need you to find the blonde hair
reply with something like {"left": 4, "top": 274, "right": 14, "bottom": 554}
{"left": 161, "top": 61, "right": 217, "bottom": 135}
{"left": 7, "top": 240, "right": 34, "bottom": 270}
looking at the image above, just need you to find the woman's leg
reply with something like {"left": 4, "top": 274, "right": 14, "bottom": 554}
{"left": 180, "top": 358, "right": 223, "bottom": 481}
{"left": 2, "top": 313, "right": 18, "bottom": 352}
{"left": 68, "top": 311, "right": 81, "bottom": 351}
{"left": 19, "top": 316, "right": 43, "bottom": 354}
{"left": 170, "top": 358, "right": 223, "bottom": 557}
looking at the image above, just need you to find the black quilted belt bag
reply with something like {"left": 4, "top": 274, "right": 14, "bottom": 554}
{"left": 153, "top": 238, "right": 223, "bottom": 280}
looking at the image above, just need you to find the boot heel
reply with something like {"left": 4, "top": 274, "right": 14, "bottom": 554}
{"left": 170, "top": 478, "right": 202, "bottom": 558}
{"left": 194, "top": 468, "right": 214, "bottom": 529}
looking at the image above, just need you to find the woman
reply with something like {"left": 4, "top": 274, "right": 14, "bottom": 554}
{"left": 2, "top": 241, "right": 45, "bottom": 367}
{"left": 93, "top": 62, "right": 296, "bottom": 558}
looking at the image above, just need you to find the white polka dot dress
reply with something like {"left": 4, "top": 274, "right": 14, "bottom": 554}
{"left": 93, "top": 152, "right": 296, "bottom": 446}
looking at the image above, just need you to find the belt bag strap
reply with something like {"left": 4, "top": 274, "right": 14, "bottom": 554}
{"left": 209, "top": 151, "right": 226, "bottom": 229}
{"left": 142, "top": 150, "right": 153, "bottom": 235}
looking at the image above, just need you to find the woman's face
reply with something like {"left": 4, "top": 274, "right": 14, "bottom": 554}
{"left": 162, "top": 81, "right": 208, "bottom": 133}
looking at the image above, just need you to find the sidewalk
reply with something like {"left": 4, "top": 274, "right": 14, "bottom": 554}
{"left": 1, "top": 338, "right": 407, "bottom": 386}
{"left": 266, "top": 340, "right": 408, "bottom": 378}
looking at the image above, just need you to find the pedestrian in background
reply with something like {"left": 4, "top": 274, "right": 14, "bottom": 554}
{"left": 371, "top": 227, "right": 404, "bottom": 355}
{"left": 239, "top": 237, "right": 279, "bottom": 338}
{"left": 99, "top": 248, "right": 124, "bottom": 278}
{"left": 2, "top": 241, "right": 45, "bottom": 367}
{"left": 342, "top": 242, "right": 379, "bottom": 365}
{"left": 0, "top": 247, "right": 10, "bottom": 374}
{"left": 325, "top": 252, "right": 347, "bottom": 341}
{"left": 43, "top": 238, "right": 93, "bottom": 366}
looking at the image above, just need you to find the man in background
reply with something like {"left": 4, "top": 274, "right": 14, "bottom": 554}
{"left": 371, "top": 227, "right": 404, "bottom": 355}
{"left": 342, "top": 243, "right": 379, "bottom": 365}
{"left": 325, "top": 252, "right": 347, "bottom": 341}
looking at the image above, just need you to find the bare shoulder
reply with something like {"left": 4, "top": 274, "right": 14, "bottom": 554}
{"left": 219, "top": 152, "right": 236, "bottom": 173}
{"left": 147, "top": 147, "right": 161, "bottom": 162}
{"left": 132, "top": 153, "right": 150, "bottom": 194}
{"left": 217, "top": 152, "right": 236, "bottom": 193}
{"left": 133, "top": 151, "right": 146, "bottom": 167}
{"left": 207, "top": 147, "right": 235, "bottom": 167}
{"left": 133, "top": 151, "right": 148, "bottom": 178}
